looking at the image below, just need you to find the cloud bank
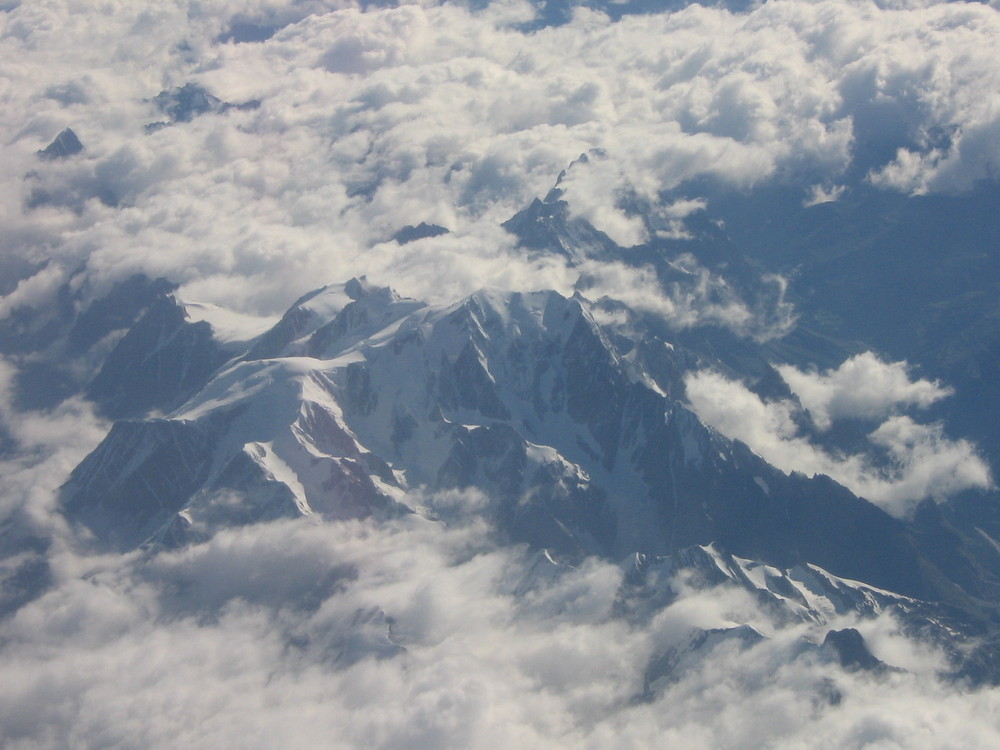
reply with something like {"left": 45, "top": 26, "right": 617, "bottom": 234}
{"left": 3, "top": 509, "right": 1000, "bottom": 750}
{"left": 2, "top": 0, "right": 1000, "bottom": 323}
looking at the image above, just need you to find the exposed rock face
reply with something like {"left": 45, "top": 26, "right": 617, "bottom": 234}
{"left": 86, "top": 295, "right": 231, "bottom": 419}
{"left": 145, "top": 83, "right": 261, "bottom": 132}
{"left": 822, "top": 628, "right": 888, "bottom": 673}
{"left": 36, "top": 127, "right": 84, "bottom": 160}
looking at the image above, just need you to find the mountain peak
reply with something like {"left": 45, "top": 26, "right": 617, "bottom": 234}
{"left": 36, "top": 127, "right": 83, "bottom": 160}
{"left": 344, "top": 276, "right": 397, "bottom": 304}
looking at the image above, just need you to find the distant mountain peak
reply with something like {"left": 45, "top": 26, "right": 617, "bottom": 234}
{"left": 392, "top": 223, "right": 449, "bottom": 244}
{"left": 145, "top": 83, "right": 260, "bottom": 132}
{"left": 36, "top": 127, "right": 83, "bottom": 160}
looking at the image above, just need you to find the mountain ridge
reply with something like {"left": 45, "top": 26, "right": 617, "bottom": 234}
{"left": 56, "top": 277, "right": 992, "bottom": 621}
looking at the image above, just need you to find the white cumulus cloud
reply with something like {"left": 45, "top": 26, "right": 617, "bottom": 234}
{"left": 777, "top": 352, "right": 952, "bottom": 431}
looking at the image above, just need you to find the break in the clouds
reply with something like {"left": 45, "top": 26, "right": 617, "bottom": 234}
{"left": 684, "top": 354, "right": 992, "bottom": 517}
{"left": 2, "top": 0, "right": 1000, "bottom": 321}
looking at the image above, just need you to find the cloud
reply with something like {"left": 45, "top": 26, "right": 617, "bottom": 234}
{"left": 803, "top": 182, "right": 846, "bottom": 206}
{"left": 2, "top": 0, "right": 998, "bottom": 324}
{"left": 868, "top": 416, "right": 993, "bottom": 508}
{"left": 576, "top": 257, "right": 794, "bottom": 339}
{"left": 2, "top": 508, "right": 1000, "bottom": 749}
{"left": 556, "top": 155, "right": 651, "bottom": 247}
{"left": 3, "top": 1, "right": 1000, "bottom": 744}
{"left": 777, "top": 352, "right": 952, "bottom": 431}
{"left": 684, "top": 359, "right": 991, "bottom": 516}
{"left": 0, "top": 357, "right": 109, "bottom": 526}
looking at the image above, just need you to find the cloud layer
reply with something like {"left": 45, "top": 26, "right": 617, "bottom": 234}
{"left": 4, "top": 1, "right": 1000, "bottom": 747}
{"left": 3, "top": 509, "right": 1000, "bottom": 750}
{"left": 3, "top": 0, "right": 1000, "bottom": 322}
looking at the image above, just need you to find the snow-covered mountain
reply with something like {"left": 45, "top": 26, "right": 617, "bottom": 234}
{"left": 8, "top": 2, "right": 1000, "bottom": 746}
{"left": 52, "top": 270, "right": 990, "bottom": 620}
